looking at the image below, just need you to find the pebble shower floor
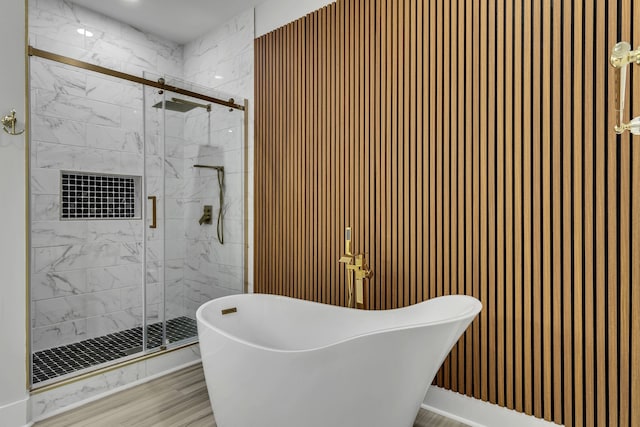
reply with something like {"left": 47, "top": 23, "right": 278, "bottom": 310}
{"left": 32, "top": 317, "right": 198, "bottom": 384}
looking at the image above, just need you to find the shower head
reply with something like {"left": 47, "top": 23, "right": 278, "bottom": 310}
{"left": 152, "top": 98, "right": 212, "bottom": 113}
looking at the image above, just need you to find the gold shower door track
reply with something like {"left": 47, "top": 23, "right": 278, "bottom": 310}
{"left": 28, "top": 46, "right": 245, "bottom": 111}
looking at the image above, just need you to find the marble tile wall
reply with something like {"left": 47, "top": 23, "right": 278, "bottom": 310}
{"left": 183, "top": 8, "right": 255, "bottom": 297}
{"left": 29, "top": 0, "right": 183, "bottom": 78}
{"left": 29, "top": 0, "right": 184, "bottom": 352}
{"left": 29, "top": 0, "right": 253, "bottom": 352}
{"left": 182, "top": 110, "right": 245, "bottom": 314}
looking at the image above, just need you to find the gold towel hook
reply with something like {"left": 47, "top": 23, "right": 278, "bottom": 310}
{"left": 1, "top": 109, "right": 25, "bottom": 136}
{"left": 610, "top": 42, "right": 640, "bottom": 135}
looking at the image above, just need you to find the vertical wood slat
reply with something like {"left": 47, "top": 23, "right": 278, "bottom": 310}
{"left": 512, "top": 0, "right": 523, "bottom": 413}
{"left": 562, "top": 0, "right": 574, "bottom": 424}
{"left": 551, "top": 0, "right": 563, "bottom": 422}
{"left": 633, "top": 2, "right": 640, "bottom": 427}
{"left": 607, "top": 1, "right": 619, "bottom": 426}
{"left": 254, "top": 1, "right": 640, "bottom": 426}
{"left": 595, "top": 1, "right": 608, "bottom": 424}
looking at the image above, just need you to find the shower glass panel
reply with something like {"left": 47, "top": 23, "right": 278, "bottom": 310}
{"left": 30, "top": 57, "right": 146, "bottom": 385}
{"left": 143, "top": 74, "right": 246, "bottom": 351}
{"left": 29, "top": 58, "right": 245, "bottom": 386}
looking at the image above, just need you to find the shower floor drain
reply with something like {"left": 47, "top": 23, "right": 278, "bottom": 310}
{"left": 32, "top": 316, "right": 198, "bottom": 385}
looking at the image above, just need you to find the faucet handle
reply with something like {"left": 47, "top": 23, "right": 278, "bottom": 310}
{"left": 339, "top": 255, "right": 354, "bottom": 264}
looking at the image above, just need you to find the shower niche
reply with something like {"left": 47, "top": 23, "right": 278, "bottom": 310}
{"left": 29, "top": 57, "right": 247, "bottom": 386}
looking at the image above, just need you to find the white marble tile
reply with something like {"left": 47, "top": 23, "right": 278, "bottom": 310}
{"left": 183, "top": 176, "right": 218, "bottom": 199}
{"left": 30, "top": 58, "right": 86, "bottom": 96}
{"left": 86, "top": 74, "right": 143, "bottom": 109}
{"left": 34, "top": 289, "right": 123, "bottom": 327}
{"left": 36, "top": 90, "right": 121, "bottom": 127}
{"left": 30, "top": 362, "right": 144, "bottom": 419}
{"left": 165, "top": 113, "right": 185, "bottom": 138}
{"left": 145, "top": 345, "right": 200, "bottom": 377}
{"left": 164, "top": 177, "right": 185, "bottom": 198}
{"left": 164, "top": 157, "right": 184, "bottom": 179}
{"left": 144, "top": 155, "right": 163, "bottom": 177}
{"left": 31, "top": 114, "right": 86, "bottom": 147}
{"left": 165, "top": 219, "right": 185, "bottom": 240}
{"left": 35, "top": 140, "right": 84, "bottom": 169}
{"left": 164, "top": 136, "right": 185, "bottom": 159}
{"left": 31, "top": 168, "right": 60, "bottom": 195}
{"left": 33, "top": 296, "right": 83, "bottom": 327}
{"left": 119, "top": 152, "right": 144, "bottom": 175}
{"left": 120, "top": 285, "right": 143, "bottom": 310}
{"left": 34, "top": 243, "right": 121, "bottom": 273}
{"left": 165, "top": 198, "right": 185, "bottom": 220}
{"left": 29, "top": 7, "right": 86, "bottom": 49}
{"left": 119, "top": 242, "right": 143, "bottom": 264}
{"left": 218, "top": 217, "right": 243, "bottom": 244}
{"left": 165, "top": 238, "right": 186, "bottom": 260}
{"left": 120, "top": 107, "right": 144, "bottom": 133}
{"left": 87, "top": 220, "right": 143, "bottom": 243}
{"left": 85, "top": 310, "right": 141, "bottom": 339}
{"left": 86, "top": 264, "right": 142, "bottom": 292}
{"left": 144, "top": 282, "right": 163, "bottom": 307}
{"left": 31, "top": 319, "right": 87, "bottom": 352}
{"left": 31, "top": 221, "right": 88, "bottom": 246}
{"left": 86, "top": 124, "right": 143, "bottom": 154}
{"left": 36, "top": 140, "right": 122, "bottom": 173}
{"left": 165, "top": 259, "right": 184, "bottom": 281}
{"left": 184, "top": 281, "right": 237, "bottom": 310}
{"left": 32, "top": 33, "right": 123, "bottom": 72}
{"left": 145, "top": 240, "right": 163, "bottom": 263}
{"left": 31, "top": 270, "right": 86, "bottom": 301}
{"left": 32, "top": 194, "right": 60, "bottom": 221}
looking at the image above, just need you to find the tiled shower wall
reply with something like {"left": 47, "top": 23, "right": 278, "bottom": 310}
{"left": 183, "top": 8, "right": 255, "bottom": 295}
{"left": 29, "top": 0, "right": 253, "bottom": 352}
{"left": 29, "top": 0, "right": 183, "bottom": 351}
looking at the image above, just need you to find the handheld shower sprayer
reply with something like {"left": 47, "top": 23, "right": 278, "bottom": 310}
{"left": 610, "top": 41, "right": 640, "bottom": 134}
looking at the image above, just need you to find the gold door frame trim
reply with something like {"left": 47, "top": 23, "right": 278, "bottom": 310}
{"left": 27, "top": 46, "right": 246, "bottom": 111}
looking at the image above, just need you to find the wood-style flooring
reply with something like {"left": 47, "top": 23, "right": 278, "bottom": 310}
{"left": 35, "top": 364, "right": 468, "bottom": 427}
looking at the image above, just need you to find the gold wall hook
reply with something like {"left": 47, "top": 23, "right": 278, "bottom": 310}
{"left": 2, "top": 109, "right": 25, "bottom": 136}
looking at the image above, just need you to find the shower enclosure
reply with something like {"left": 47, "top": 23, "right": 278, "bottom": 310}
{"left": 29, "top": 53, "right": 247, "bottom": 386}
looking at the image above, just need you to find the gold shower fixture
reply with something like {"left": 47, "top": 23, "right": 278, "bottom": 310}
{"left": 610, "top": 41, "right": 640, "bottom": 134}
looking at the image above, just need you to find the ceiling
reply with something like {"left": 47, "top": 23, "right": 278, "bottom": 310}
{"left": 68, "top": 0, "right": 258, "bottom": 44}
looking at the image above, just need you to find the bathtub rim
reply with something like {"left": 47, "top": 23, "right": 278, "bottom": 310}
{"left": 196, "top": 294, "right": 482, "bottom": 354}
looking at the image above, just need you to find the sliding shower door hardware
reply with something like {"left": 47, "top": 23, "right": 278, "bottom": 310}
{"left": 610, "top": 41, "right": 640, "bottom": 134}
{"left": 2, "top": 109, "right": 24, "bottom": 135}
{"left": 28, "top": 46, "right": 245, "bottom": 111}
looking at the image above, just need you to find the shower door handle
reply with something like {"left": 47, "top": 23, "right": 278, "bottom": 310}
{"left": 148, "top": 196, "right": 157, "bottom": 229}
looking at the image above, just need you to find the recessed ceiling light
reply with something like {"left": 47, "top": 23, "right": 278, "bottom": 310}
{"left": 228, "top": 129, "right": 233, "bottom": 133}
{"left": 77, "top": 28, "right": 93, "bottom": 37}
{"left": 214, "top": 75, "right": 224, "bottom": 80}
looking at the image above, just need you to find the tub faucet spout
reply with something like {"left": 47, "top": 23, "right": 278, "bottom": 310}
{"left": 338, "top": 227, "right": 373, "bottom": 309}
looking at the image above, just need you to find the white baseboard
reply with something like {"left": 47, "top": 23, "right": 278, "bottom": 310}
{"left": 0, "top": 395, "right": 29, "bottom": 427}
{"left": 423, "top": 386, "right": 563, "bottom": 427}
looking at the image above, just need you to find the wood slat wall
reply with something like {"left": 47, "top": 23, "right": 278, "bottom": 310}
{"left": 254, "top": 1, "right": 640, "bottom": 425}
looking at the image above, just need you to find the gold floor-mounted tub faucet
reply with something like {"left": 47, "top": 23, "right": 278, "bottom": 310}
{"left": 338, "top": 227, "right": 373, "bottom": 309}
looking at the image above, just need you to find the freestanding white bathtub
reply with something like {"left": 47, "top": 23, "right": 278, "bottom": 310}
{"left": 196, "top": 293, "right": 481, "bottom": 427}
